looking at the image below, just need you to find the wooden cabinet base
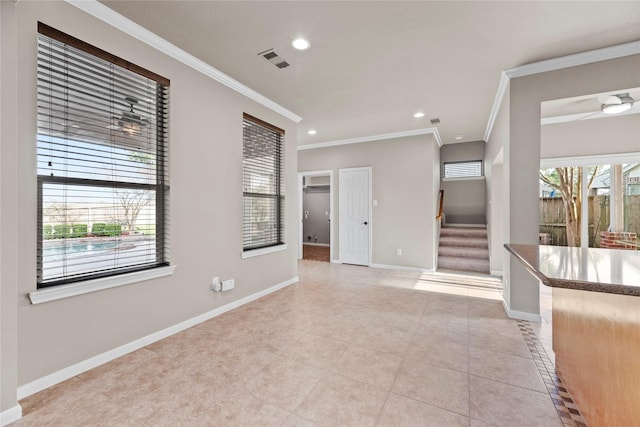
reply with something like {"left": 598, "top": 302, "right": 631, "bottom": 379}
{"left": 553, "top": 287, "right": 640, "bottom": 427}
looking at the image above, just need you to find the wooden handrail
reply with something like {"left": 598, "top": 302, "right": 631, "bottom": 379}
{"left": 436, "top": 189, "right": 444, "bottom": 221}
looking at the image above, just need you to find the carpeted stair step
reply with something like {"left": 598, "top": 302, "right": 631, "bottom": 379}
{"left": 437, "top": 255, "right": 490, "bottom": 274}
{"left": 438, "top": 245, "right": 489, "bottom": 260}
{"left": 439, "top": 236, "right": 488, "bottom": 249}
{"left": 440, "top": 226, "right": 487, "bottom": 239}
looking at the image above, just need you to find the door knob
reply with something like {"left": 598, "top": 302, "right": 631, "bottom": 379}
{"left": 363, "top": 221, "right": 368, "bottom": 225}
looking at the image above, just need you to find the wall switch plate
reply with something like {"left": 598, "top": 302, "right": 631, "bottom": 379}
{"left": 221, "top": 279, "right": 235, "bottom": 292}
{"left": 396, "top": 248, "right": 402, "bottom": 256}
{"left": 373, "top": 200, "right": 378, "bottom": 207}
{"left": 211, "top": 276, "right": 221, "bottom": 292}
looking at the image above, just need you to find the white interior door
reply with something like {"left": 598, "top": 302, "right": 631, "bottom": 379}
{"left": 339, "top": 167, "right": 371, "bottom": 266}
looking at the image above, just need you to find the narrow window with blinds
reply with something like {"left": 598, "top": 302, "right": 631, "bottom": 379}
{"left": 36, "top": 23, "right": 170, "bottom": 288}
{"left": 443, "top": 160, "right": 483, "bottom": 179}
{"left": 242, "top": 114, "right": 285, "bottom": 251}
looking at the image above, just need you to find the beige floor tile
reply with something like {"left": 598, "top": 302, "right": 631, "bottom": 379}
{"left": 470, "top": 376, "right": 563, "bottom": 427}
{"left": 243, "top": 355, "right": 326, "bottom": 411}
{"left": 284, "top": 332, "right": 350, "bottom": 369}
{"left": 405, "top": 336, "right": 469, "bottom": 372}
{"left": 335, "top": 344, "right": 403, "bottom": 390}
{"left": 295, "top": 373, "right": 388, "bottom": 427}
{"left": 351, "top": 323, "right": 414, "bottom": 357}
{"left": 392, "top": 358, "right": 469, "bottom": 416}
{"left": 414, "top": 320, "right": 469, "bottom": 346}
{"left": 468, "top": 326, "right": 531, "bottom": 358}
{"left": 469, "top": 347, "right": 547, "bottom": 392}
{"left": 376, "top": 392, "right": 469, "bottom": 427}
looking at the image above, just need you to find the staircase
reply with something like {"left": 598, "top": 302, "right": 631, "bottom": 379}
{"left": 437, "top": 225, "right": 490, "bottom": 274}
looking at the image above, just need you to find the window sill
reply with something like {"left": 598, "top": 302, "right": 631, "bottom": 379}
{"left": 442, "top": 176, "right": 485, "bottom": 182}
{"left": 242, "top": 244, "right": 288, "bottom": 259}
{"left": 29, "top": 265, "right": 176, "bottom": 305}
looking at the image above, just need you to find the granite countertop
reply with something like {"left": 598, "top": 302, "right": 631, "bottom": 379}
{"left": 505, "top": 244, "right": 640, "bottom": 296}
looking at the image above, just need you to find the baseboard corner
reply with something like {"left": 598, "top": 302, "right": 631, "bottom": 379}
{"left": 502, "top": 298, "right": 542, "bottom": 322}
{"left": 1, "top": 404, "right": 22, "bottom": 426}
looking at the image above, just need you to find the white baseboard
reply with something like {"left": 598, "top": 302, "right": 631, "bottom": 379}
{"left": 502, "top": 298, "right": 542, "bottom": 322}
{"left": 302, "top": 242, "right": 330, "bottom": 247}
{"left": 491, "top": 270, "right": 504, "bottom": 277}
{"left": 1, "top": 405, "right": 22, "bottom": 426}
{"left": 330, "top": 259, "right": 342, "bottom": 264}
{"left": 370, "top": 263, "right": 435, "bottom": 273}
{"left": 17, "top": 276, "right": 299, "bottom": 400}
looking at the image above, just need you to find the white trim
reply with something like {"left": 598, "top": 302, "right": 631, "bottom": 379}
{"left": 491, "top": 270, "right": 504, "bottom": 278}
{"left": 1, "top": 405, "right": 22, "bottom": 426}
{"left": 540, "top": 152, "right": 640, "bottom": 168}
{"left": 484, "top": 40, "right": 640, "bottom": 142}
{"left": 303, "top": 242, "right": 330, "bottom": 247}
{"left": 298, "top": 128, "right": 441, "bottom": 151}
{"left": 505, "top": 40, "right": 640, "bottom": 79}
{"left": 484, "top": 71, "right": 509, "bottom": 142}
{"left": 370, "top": 263, "right": 435, "bottom": 273}
{"left": 501, "top": 298, "right": 542, "bottom": 322}
{"left": 29, "top": 265, "right": 176, "bottom": 305}
{"left": 443, "top": 223, "right": 487, "bottom": 228}
{"left": 330, "top": 259, "right": 342, "bottom": 264}
{"left": 65, "top": 0, "right": 302, "bottom": 123}
{"left": 540, "top": 107, "right": 640, "bottom": 126}
{"left": 17, "top": 276, "right": 299, "bottom": 400}
{"left": 442, "top": 176, "right": 485, "bottom": 182}
{"left": 241, "top": 244, "right": 288, "bottom": 259}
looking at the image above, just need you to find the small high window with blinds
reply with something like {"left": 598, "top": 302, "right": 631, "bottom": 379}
{"left": 443, "top": 160, "right": 483, "bottom": 179}
{"left": 36, "top": 23, "right": 170, "bottom": 288}
{"left": 242, "top": 114, "right": 285, "bottom": 251}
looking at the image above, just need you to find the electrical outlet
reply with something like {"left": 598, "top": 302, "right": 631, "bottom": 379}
{"left": 211, "top": 276, "right": 221, "bottom": 292}
{"left": 221, "top": 279, "right": 235, "bottom": 292}
{"left": 396, "top": 248, "right": 402, "bottom": 256}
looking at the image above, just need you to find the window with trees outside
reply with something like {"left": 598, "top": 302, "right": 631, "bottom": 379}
{"left": 36, "top": 23, "right": 170, "bottom": 288}
{"left": 242, "top": 114, "right": 285, "bottom": 251}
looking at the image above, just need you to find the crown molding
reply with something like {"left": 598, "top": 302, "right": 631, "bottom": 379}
{"left": 484, "top": 40, "right": 640, "bottom": 142}
{"left": 297, "top": 128, "right": 442, "bottom": 151}
{"left": 65, "top": 0, "right": 302, "bottom": 123}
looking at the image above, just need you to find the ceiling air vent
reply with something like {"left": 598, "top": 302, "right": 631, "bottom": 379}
{"left": 430, "top": 118, "right": 440, "bottom": 125}
{"left": 258, "top": 49, "right": 290, "bottom": 69}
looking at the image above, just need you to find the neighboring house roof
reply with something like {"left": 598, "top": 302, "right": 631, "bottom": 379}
{"left": 591, "top": 164, "right": 640, "bottom": 189}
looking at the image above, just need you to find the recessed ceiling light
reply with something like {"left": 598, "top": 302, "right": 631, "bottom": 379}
{"left": 455, "top": 135, "right": 463, "bottom": 140}
{"left": 291, "top": 38, "right": 310, "bottom": 50}
{"left": 413, "top": 112, "right": 425, "bottom": 118}
{"left": 307, "top": 129, "right": 317, "bottom": 135}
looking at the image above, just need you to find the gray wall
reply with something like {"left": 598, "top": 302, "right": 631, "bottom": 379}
{"left": 298, "top": 135, "right": 440, "bottom": 269}
{"left": 303, "top": 188, "right": 330, "bottom": 244}
{"left": 1, "top": 0, "right": 299, "bottom": 409}
{"left": 486, "top": 53, "right": 640, "bottom": 318}
{"left": 541, "top": 113, "right": 640, "bottom": 159}
{"left": 441, "top": 141, "right": 486, "bottom": 224}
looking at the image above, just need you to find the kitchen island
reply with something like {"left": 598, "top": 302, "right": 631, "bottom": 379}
{"left": 505, "top": 244, "right": 640, "bottom": 427}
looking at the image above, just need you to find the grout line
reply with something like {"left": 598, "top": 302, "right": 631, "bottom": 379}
{"left": 516, "top": 320, "right": 588, "bottom": 427}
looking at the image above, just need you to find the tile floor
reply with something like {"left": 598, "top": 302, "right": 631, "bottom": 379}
{"left": 15, "top": 261, "right": 574, "bottom": 426}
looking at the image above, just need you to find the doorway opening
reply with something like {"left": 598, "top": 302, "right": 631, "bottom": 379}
{"left": 298, "top": 170, "right": 333, "bottom": 262}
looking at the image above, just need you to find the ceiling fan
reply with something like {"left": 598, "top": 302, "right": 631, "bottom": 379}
{"left": 600, "top": 93, "right": 635, "bottom": 114}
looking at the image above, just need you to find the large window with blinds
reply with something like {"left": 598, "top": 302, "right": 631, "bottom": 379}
{"left": 36, "top": 23, "right": 170, "bottom": 288}
{"left": 242, "top": 114, "right": 285, "bottom": 251}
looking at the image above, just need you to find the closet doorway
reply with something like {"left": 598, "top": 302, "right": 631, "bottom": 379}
{"left": 297, "top": 170, "right": 333, "bottom": 262}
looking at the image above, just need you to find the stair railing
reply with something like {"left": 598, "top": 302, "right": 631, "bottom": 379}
{"left": 436, "top": 189, "right": 444, "bottom": 222}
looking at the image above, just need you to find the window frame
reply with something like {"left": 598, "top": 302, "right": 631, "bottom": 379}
{"left": 442, "top": 160, "right": 484, "bottom": 180}
{"left": 36, "top": 23, "right": 170, "bottom": 289}
{"left": 242, "top": 113, "right": 285, "bottom": 253}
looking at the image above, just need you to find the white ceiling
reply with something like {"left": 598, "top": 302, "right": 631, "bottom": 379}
{"left": 100, "top": 1, "right": 640, "bottom": 146}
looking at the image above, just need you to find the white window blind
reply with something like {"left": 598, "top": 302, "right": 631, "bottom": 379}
{"left": 37, "top": 23, "right": 170, "bottom": 288}
{"left": 242, "top": 114, "right": 285, "bottom": 251}
{"left": 443, "top": 160, "right": 483, "bottom": 179}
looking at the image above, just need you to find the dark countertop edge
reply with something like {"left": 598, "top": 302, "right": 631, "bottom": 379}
{"left": 504, "top": 243, "right": 640, "bottom": 297}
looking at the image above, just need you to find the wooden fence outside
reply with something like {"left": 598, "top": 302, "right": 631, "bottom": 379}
{"left": 539, "top": 195, "right": 640, "bottom": 247}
